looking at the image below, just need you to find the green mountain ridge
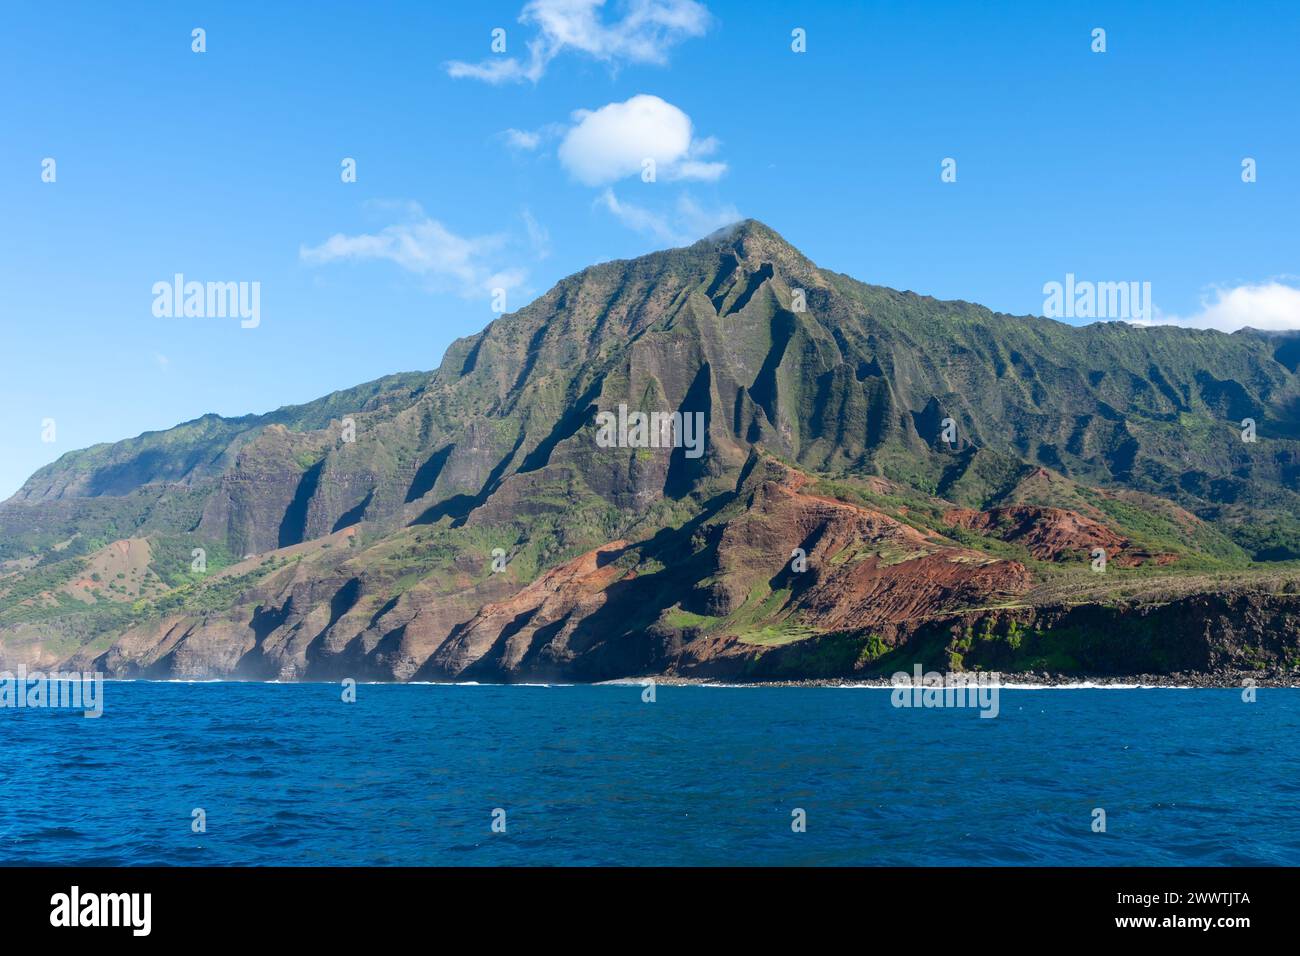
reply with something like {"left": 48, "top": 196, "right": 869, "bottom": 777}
{"left": 4, "top": 220, "right": 1300, "bottom": 681}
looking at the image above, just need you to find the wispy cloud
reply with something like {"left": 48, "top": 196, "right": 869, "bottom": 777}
{"left": 502, "top": 128, "right": 543, "bottom": 151}
{"left": 300, "top": 205, "right": 538, "bottom": 297}
{"left": 498, "top": 122, "right": 566, "bottom": 154}
{"left": 521, "top": 207, "right": 551, "bottom": 259}
{"left": 448, "top": 0, "right": 711, "bottom": 85}
{"left": 597, "top": 189, "right": 739, "bottom": 246}
{"left": 1140, "top": 281, "right": 1300, "bottom": 333}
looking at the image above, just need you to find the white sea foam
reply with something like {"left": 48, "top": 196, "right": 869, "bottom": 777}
{"left": 95, "top": 677, "right": 1239, "bottom": 690}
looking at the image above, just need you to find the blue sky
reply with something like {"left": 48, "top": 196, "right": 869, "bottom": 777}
{"left": 1, "top": 0, "right": 1297, "bottom": 499}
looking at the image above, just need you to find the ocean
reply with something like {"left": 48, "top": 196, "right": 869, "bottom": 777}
{"left": 2, "top": 682, "right": 1297, "bottom": 866}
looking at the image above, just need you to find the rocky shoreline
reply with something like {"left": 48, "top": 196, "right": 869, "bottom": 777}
{"left": 630, "top": 668, "right": 1299, "bottom": 689}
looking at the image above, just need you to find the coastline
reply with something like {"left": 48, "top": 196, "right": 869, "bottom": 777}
{"left": 45, "top": 669, "right": 1299, "bottom": 689}
{"left": 610, "top": 669, "right": 1299, "bottom": 689}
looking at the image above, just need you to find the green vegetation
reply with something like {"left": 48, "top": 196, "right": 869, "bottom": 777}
{"left": 4, "top": 221, "right": 1300, "bottom": 680}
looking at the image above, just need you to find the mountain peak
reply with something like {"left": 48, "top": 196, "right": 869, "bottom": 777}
{"left": 691, "top": 218, "right": 818, "bottom": 279}
{"left": 6, "top": 217, "right": 1300, "bottom": 685}
{"left": 698, "top": 217, "right": 787, "bottom": 249}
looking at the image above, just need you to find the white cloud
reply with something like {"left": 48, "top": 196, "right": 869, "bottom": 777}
{"left": 558, "top": 94, "right": 725, "bottom": 185}
{"left": 300, "top": 207, "right": 533, "bottom": 297}
{"left": 521, "top": 207, "right": 551, "bottom": 259}
{"left": 674, "top": 193, "right": 741, "bottom": 237}
{"left": 597, "top": 189, "right": 678, "bottom": 243}
{"left": 1140, "top": 282, "right": 1300, "bottom": 333}
{"left": 448, "top": 56, "right": 537, "bottom": 84}
{"left": 502, "top": 128, "right": 542, "bottom": 151}
{"left": 498, "top": 122, "right": 566, "bottom": 154}
{"left": 668, "top": 158, "right": 727, "bottom": 182}
{"left": 447, "top": 0, "right": 710, "bottom": 85}
{"left": 597, "top": 188, "right": 739, "bottom": 246}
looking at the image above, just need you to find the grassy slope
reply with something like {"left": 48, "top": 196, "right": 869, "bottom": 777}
{"left": 3, "top": 222, "right": 1300, "bottom": 671}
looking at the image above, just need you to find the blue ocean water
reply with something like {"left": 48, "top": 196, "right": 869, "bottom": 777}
{"left": 1, "top": 682, "right": 1297, "bottom": 866}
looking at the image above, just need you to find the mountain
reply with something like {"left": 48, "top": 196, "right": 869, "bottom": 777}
{"left": 4, "top": 220, "right": 1300, "bottom": 683}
